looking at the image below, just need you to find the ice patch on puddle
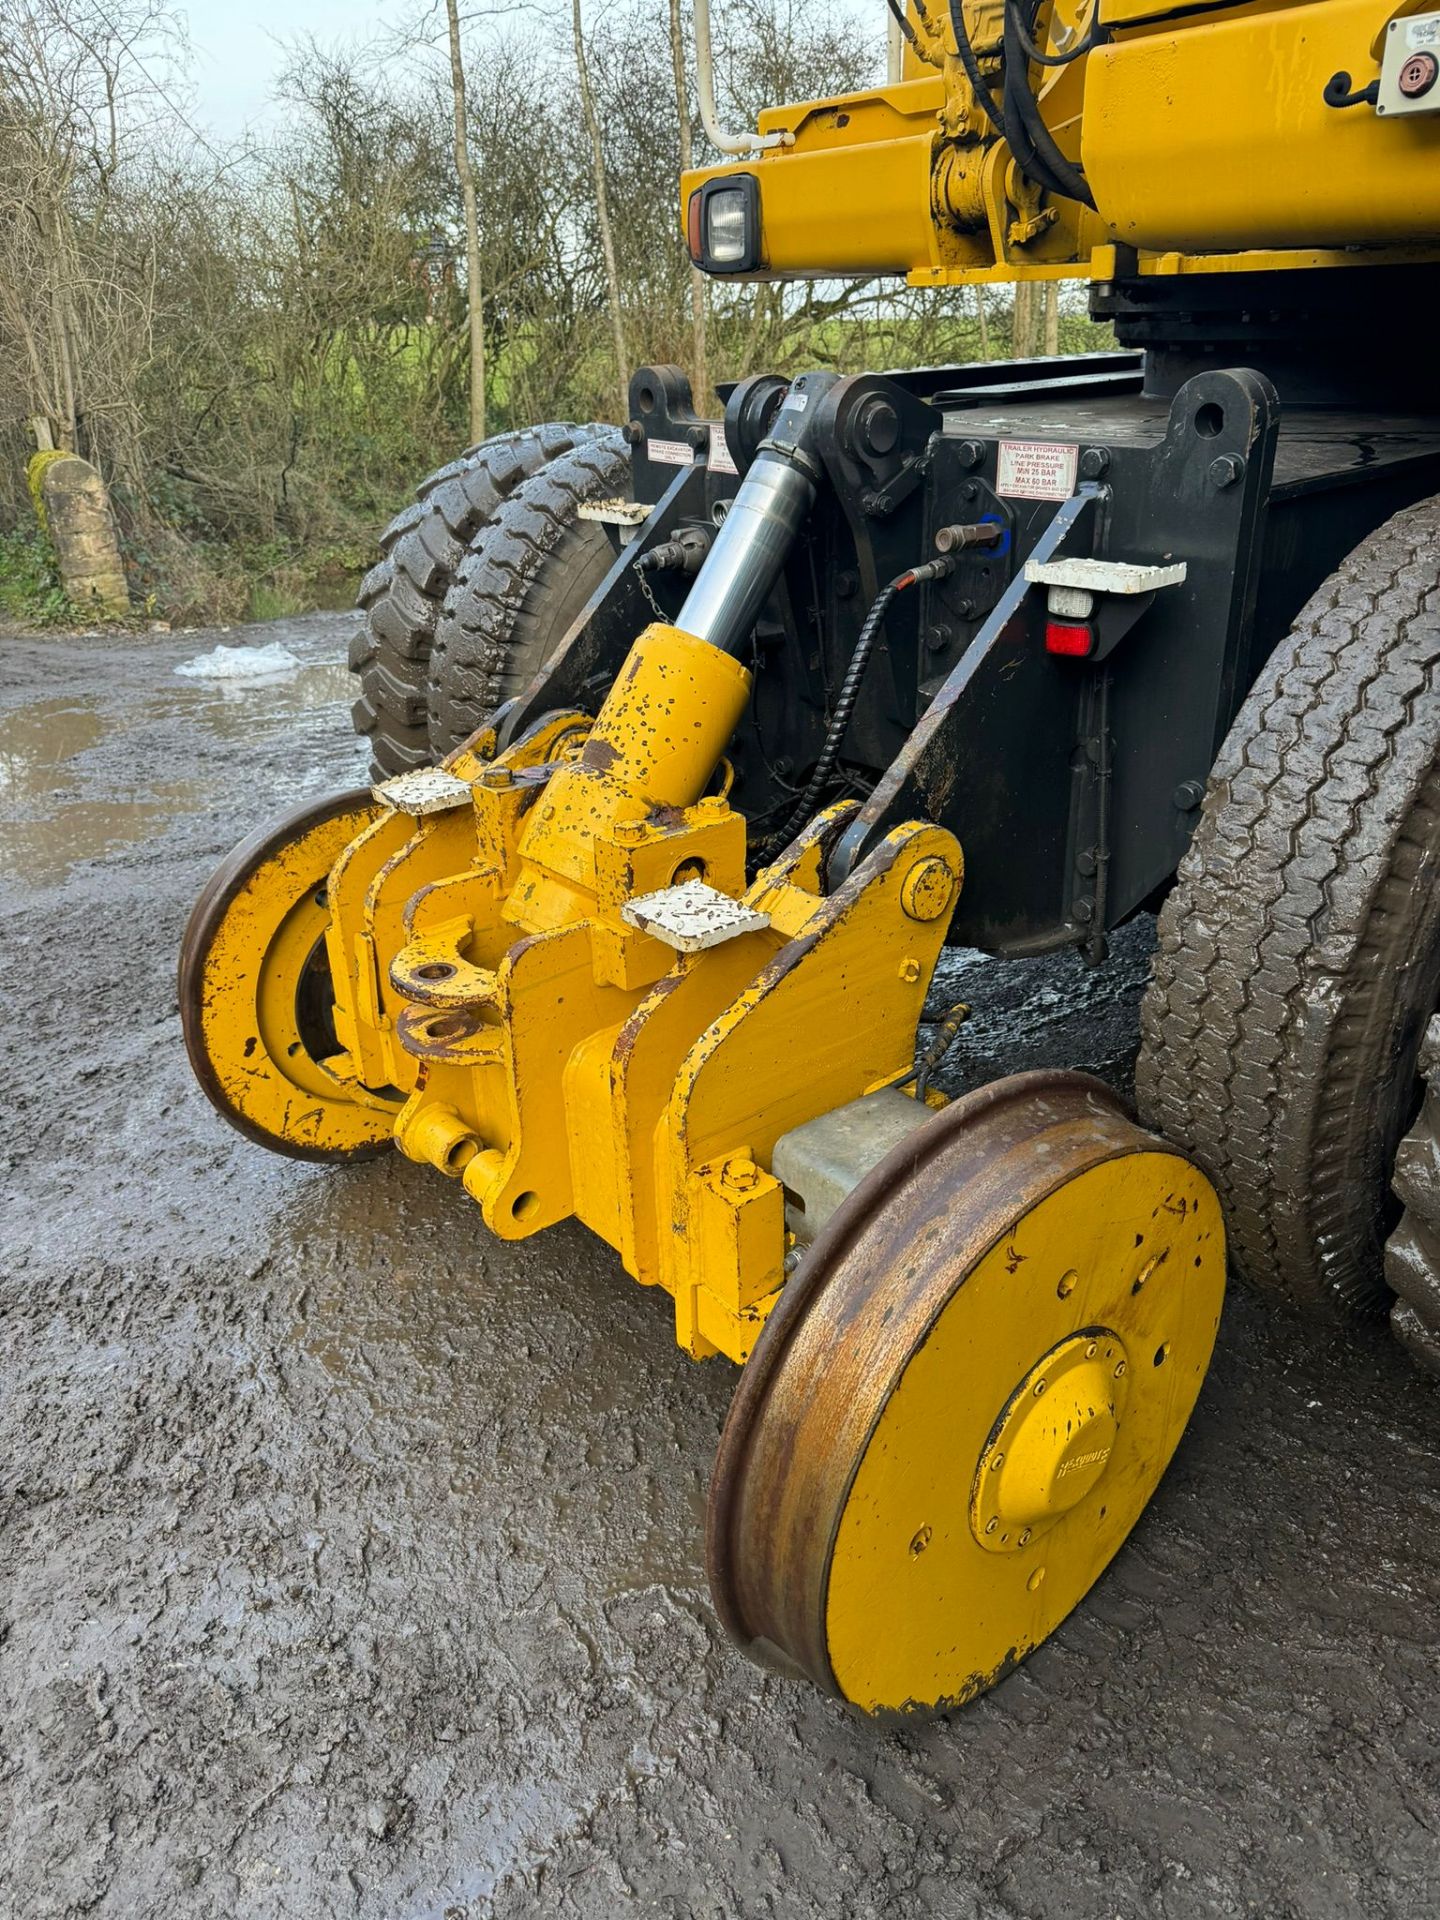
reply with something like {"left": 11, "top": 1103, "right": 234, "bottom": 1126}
{"left": 176, "top": 641, "right": 300, "bottom": 680}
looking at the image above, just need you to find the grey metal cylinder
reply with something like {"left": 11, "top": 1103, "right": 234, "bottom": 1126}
{"left": 675, "top": 454, "right": 816, "bottom": 655}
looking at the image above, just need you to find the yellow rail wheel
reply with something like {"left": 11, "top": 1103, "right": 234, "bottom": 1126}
{"left": 179, "top": 790, "right": 401, "bottom": 1162}
{"left": 708, "top": 1071, "right": 1225, "bottom": 1717}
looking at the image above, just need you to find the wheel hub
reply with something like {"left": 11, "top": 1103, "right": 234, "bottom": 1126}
{"left": 972, "top": 1332, "right": 1127, "bottom": 1551}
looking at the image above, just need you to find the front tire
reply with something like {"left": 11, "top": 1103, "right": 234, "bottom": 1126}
{"left": 350, "top": 423, "right": 605, "bottom": 776}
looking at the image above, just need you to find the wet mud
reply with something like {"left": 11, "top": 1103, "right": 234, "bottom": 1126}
{"left": 2, "top": 615, "right": 1439, "bottom": 1918}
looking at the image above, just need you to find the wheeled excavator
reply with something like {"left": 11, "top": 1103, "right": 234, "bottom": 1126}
{"left": 182, "top": 0, "right": 1440, "bottom": 1714}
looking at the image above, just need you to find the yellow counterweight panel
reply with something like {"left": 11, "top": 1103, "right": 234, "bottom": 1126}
{"left": 1083, "top": 0, "right": 1440, "bottom": 252}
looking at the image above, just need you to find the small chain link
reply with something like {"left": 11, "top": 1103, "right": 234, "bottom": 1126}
{"left": 634, "top": 562, "right": 667, "bottom": 625}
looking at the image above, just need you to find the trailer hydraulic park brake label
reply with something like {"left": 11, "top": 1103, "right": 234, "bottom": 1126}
{"left": 996, "top": 440, "right": 1080, "bottom": 501}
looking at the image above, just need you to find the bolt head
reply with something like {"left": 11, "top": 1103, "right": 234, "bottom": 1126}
{"left": 1173, "top": 779, "right": 1205, "bottom": 812}
{"left": 957, "top": 439, "right": 985, "bottom": 471}
{"left": 1209, "top": 453, "right": 1245, "bottom": 489}
{"left": 1079, "top": 446, "right": 1111, "bottom": 480}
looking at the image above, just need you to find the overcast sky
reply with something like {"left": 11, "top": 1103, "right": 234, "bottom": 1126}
{"left": 181, "top": 0, "right": 405, "bottom": 134}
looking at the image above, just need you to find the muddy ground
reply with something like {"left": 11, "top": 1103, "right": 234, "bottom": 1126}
{"left": 2, "top": 614, "right": 1438, "bottom": 1920}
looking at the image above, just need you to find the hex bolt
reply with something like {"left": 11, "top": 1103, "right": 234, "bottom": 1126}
{"left": 934, "top": 522, "right": 1002, "bottom": 555}
{"left": 1210, "top": 453, "right": 1245, "bottom": 489}
{"left": 687, "top": 425, "right": 710, "bottom": 450}
{"left": 482, "top": 766, "right": 515, "bottom": 790}
{"left": 1079, "top": 447, "right": 1111, "bottom": 479}
{"left": 614, "top": 819, "right": 644, "bottom": 844}
{"left": 956, "top": 439, "right": 985, "bottom": 470}
{"left": 622, "top": 420, "right": 644, "bottom": 446}
{"left": 1173, "top": 779, "right": 1205, "bottom": 811}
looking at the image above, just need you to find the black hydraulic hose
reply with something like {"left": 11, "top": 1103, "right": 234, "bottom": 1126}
{"left": 1001, "top": 0, "right": 1097, "bottom": 208}
{"left": 948, "top": 0, "right": 1095, "bottom": 210}
{"left": 947, "top": 0, "right": 1005, "bottom": 126}
{"left": 1013, "top": 0, "right": 1104, "bottom": 66}
{"left": 886, "top": 0, "right": 924, "bottom": 57}
{"left": 771, "top": 561, "right": 949, "bottom": 850}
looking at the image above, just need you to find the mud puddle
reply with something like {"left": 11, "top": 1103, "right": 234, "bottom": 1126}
{"left": 3, "top": 613, "right": 1440, "bottom": 1920}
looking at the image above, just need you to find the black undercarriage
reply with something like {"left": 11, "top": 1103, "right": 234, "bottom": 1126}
{"left": 494, "top": 264, "right": 1440, "bottom": 958}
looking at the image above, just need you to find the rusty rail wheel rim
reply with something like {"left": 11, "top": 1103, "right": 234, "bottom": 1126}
{"left": 707, "top": 1070, "right": 1226, "bottom": 1716}
{"left": 179, "top": 789, "right": 400, "bottom": 1162}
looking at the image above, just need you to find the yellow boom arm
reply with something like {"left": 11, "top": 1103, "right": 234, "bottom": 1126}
{"left": 680, "top": 0, "right": 1440, "bottom": 287}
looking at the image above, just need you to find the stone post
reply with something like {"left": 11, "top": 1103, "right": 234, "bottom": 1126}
{"left": 27, "top": 451, "right": 130, "bottom": 619}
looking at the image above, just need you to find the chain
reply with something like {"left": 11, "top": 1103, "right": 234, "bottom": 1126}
{"left": 634, "top": 559, "right": 667, "bottom": 625}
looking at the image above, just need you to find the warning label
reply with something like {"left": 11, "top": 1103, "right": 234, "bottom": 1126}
{"left": 648, "top": 436, "right": 695, "bottom": 467}
{"left": 709, "top": 425, "right": 738, "bottom": 476}
{"left": 996, "top": 440, "right": 1080, "bottom": 502}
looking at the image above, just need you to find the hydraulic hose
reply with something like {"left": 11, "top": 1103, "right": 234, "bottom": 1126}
{"left": 946, "top": 0, "right": 1096, "bottom": 211}
{"left": 771, "top": 559, "right": 951, "bottom": 849}
{"left": 1001, "top": 0, "right": 1097, "bottom": 209}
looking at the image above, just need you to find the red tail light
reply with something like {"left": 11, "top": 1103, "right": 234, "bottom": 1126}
{"left": 1045, "top": 619, "right": 1095, "bottom": 657}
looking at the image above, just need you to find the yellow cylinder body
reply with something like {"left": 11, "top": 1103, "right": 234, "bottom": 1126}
{"left": 515, "top": 623, "right": 752, "bottom": 899}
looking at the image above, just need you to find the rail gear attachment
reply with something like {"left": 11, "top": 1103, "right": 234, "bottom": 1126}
{"left": 183, "top": 372, "right": 1228, "bottom": 1714}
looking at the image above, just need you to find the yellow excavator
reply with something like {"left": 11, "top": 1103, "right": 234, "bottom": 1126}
{"left": 182, "top": 0, "right": 1440, "bottom": 1715}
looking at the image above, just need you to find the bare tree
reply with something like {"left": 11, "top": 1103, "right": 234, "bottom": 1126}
{"left": 443, "top": 0, "right": 485, "bottom": 443}
{"left": 667, "top": 0, "right": 708, "bottom": 405}
{"left": 571, "top": 0, "right": 627, "bottom": 416}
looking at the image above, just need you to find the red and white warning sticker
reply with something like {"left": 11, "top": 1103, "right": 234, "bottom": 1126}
{"left": 647, "top": 436, "right": 695, "bottom": 467}
{"left": 996, "top": 439, "right": 1080, "bottom": 502}
{"left": 709, "top": 424, "right": 738, "bottom": 475}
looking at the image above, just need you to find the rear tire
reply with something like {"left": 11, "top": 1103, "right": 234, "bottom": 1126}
{"left": 350, "top": 423, "right": 605, "bottom": 776}
{"left": 428, "top": 433, "right": 630, "bottom": 759}
{"left": 1136, "top": 494, "right": 1440, "bottom": 1365}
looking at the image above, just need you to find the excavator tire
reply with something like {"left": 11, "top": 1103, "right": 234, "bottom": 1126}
{"left": 428, "top": 432, "right": 630, "bottom": 759}
{"left": 350, "top": 423, "right": 606, "bottom": 777}
{"left": 1137, "top": 493, "right": 1440, "bottom": 1371}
